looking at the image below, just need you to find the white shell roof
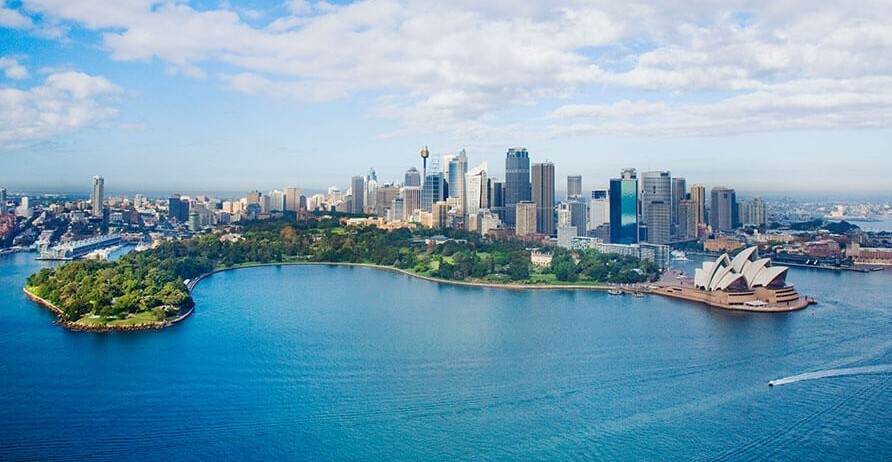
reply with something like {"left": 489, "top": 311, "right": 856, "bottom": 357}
{"left": 693, "top": 246, "right": 788, "bottom": 292}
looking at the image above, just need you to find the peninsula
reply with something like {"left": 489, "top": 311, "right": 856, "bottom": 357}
{"left": 24, "top": 218, "right": 661, "bottom": 331}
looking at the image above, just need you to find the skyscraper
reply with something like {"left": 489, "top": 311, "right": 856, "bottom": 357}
{"left": 671, "top": 177, "right": 686, "bottom": 231}
{"left": 448, "top": 149, "right": 468, "bottom": 211}
{"left": 404, "top": 167, "right": 421, "bottom": 187}
{"left": 567, "top": 175, "right": 582, "bottom": 198}
{"left": 351, "top": 176, "right": 365, "bottom": 214}
{"left": 375, "top": 186, "right": 400, "bottom": 216}
{"left": 677, "top": 199, "right": 697, "bottom": 239}
{"left": 531, "top": 162, "right": 555, "bottom": 236}
{"left": 465, "top": 162, "right": 488, "bottom": 217}
{"left": 589, "top": 189, "right": 609, "bottom": 230}
{"left": 91, "top": 176, "right": 104, "bottom": 216}
{"left": 402, "top": 186, "right": 421, "bottom": 218}
{"left": 504, "top": 147, "right": 531, "bottom": 226}
{"left": 640, "top": 171, "right": 671, "bottom": 242}
{"left": 609, "top": 168, "right": 638, "bottom": 244}
{"left": 284, "top": 187, "right": 301, "bottom": 212}
{"left": 569, "top": 198, "right": 587, "bottom": 237}
{"left": 0, "top": 187, "right": 6, "bottom": 215}
{"left": 709, "top": 186, "right": 737, "bottom": 232}
{"left": 690, "top": 183, "right": 706, "bottom": 226}
{"left": 168, "top": 195, "right": 189, "bottom": 222}
{"left": 421, "top": 161, "right": 446, "bottom": 212}
{"left": 489, "top": 179, "right": 505, "bottom": 222}
{"left": 515, "top": 201, "right": 537, "bottom": 237}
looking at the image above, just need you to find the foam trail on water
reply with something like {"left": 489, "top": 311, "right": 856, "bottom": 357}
{"left": 769, "top": 365, "right": 892, "bottom": 386}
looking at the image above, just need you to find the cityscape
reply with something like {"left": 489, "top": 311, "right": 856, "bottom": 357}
{"left": 1, "top": 1, "right": 890, "bottom": 460}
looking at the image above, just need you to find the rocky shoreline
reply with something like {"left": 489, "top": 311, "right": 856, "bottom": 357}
{"left": 22, "top": 288, "right": 192, "bottom": 333}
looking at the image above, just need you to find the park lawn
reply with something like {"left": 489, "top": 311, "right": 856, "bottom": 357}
{"left": 74, "top": 311, "right": 165, "bottom": 326}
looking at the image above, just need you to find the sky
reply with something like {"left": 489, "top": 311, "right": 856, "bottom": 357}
{"left": 1, "top": 0, "right": 890, "bottom": 196}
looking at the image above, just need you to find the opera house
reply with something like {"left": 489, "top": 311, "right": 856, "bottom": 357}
{"left": 654, "top": 247, "right": 813, "bottom": 312}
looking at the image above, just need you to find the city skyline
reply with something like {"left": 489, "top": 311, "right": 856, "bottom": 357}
{"left": 1, "top": 1, "right": 891, "bottom": 193}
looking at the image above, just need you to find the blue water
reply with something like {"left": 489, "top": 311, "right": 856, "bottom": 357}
{"left": 1, "top": 252, "right": 890, "bottom": 460}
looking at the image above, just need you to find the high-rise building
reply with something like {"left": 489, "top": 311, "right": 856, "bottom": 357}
{"left": 246, "top": 190, "right": 262, "bottom": 206}
{"left": 709, "top": 187, "right": 737, "bottom": 232}
{"left": 404, "top": 167, "right": 421, "bottom": 187}
{"left": 168, "top": 195, "right": 189, "bottom": 223}
{"left": 515, "top": 201, "right": 537, "bottom": 237}
{"left": 671, "top": 177, "right": 686, "bottom": 229}
{"left": 677, "top": 199, "right": 697, "bottom": 240}
{"left": 690, "top": 183, "right": 706, "bottom": 225}
{"left": 91, "top": 176, "right": 104, "bottom": 216}
{"left": 567, "top": 175, "right": 582, "bottom": 198}
{"left": 402, "top": 186, "right": 421, "bottom": 218}
{"left": 465, "top": 162, "right": 488, "bottom": 217}
{"left": 640, "top": 171, "right": 671, "bottom": 242}
{"left": 739, "top": 197, "right": 768, "bottom": 226}
{"left": 504, "top": 147, "right": 531, "bottom": 226}
{"left": 643, "top": 200, "right": 671, "bottom": 244}
{"left": 531, "top": 162, "right": 555, "bottom": 236}
{"left": 350, "top": 176, "right": 365, "bottom": 214}
{"left": 375, "top": 186, "right": 400, "bottom": 216}
{"left": 488, "top": 179, "right": 505, "bottom": 222}
{"left": 421, "top": 163, "right": 446, "bottom": 212}
{"left": 569, "top": 198, "right": 587, "bottom": 237}
{"left": 0, "top": 187, "right": 6, "bottom": 215}
{"left": 268, "top": 190, "right": 285, "bottom": 212}
{"left": 448, "top": 149, "right": 468, "bottom": 211}
{"left": 284, "top": 187, "right": 301, "bottom": 212}
{"left": 589, "top": 189, "right": 609, "bottom": 230}
{"left": 391, "top": 197, "right": 405, "bottom": 221}
{"left": 432, "top": 201, "right": 450, "bottom": 228}
{"left": 609, "top": 168, "right": 639, "bottom": 244}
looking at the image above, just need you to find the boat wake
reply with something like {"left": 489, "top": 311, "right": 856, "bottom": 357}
{"left": 769, "top": 365, "right": 892, "bottom": 386}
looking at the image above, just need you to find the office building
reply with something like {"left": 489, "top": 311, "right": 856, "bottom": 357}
{"left": 590, "top": 188, "right": 609, "bottom": 230}
{"left": 677, "top": 199, "right": 698, "bottom": 240}
{"left": 284, "top": 187, "right": 301, "bottom": 212}
{"left": 168, "top": 195, "right": 189, "bottom": 223}
{"left": 640, "top": 171, "right": 671, "bottom": 242}
{"left": 465, "top": 162, "right": 488, "bottom": 217}
{"left": 710, "top": 187, "right": 738, "bottom": 232}
{"left": 515, "top": 201, "right": 537, "bottom": 237}
{"left": 402, "top": 186, "right": 422, "bottom": 218}
{"left": 448, "top": 149, "right": 468, "bottom": 210}
{"left": 0, "top": 187, "right": 6, "bottom": 215}
{"left": 432, "top": 201, "right": 450, "bottom": 228}
{"left": 391, "top": 196, "right": 405, "bottom": 221}
{"left": 421, "top": 165, "right": 446, "bottom": 212}
{"left": 246, "top": 190, "right": 262, "bottom": 206}
{"left": 644, "top": 200, "right": 671, "bottom": 244}
{"left": 569, "top": 198, "right": 587, "bottom": 237}
{"left": 375, "top": 186, "right": 401, "bottom": 217}
{"left": 567, "top": 175, "right": 582, "bottom": 198}
{"left": 489, "top": 179, "right": 505, "bottom": 222}
{"left": 504, "top": 147, "right": 531, "bottom": 226}
{"left": 690, "top": 183, "right": 706, "bottom": 225}
{"left": 531, "top": 161, "right": 555, "bottom": 236}
{"left": 739, "top": 197, "right": 768, "bottom": 226}
{"left": 671, "top": 177, "right": 686, "bottom": 225}
{"left": 268, "top": 190, "right": 285, "bottom": 212}
{"left": 404, "top": 167, "right": 421, "bottom": 187}
{"left": 351, "top": 176, "right": 365, "bottom": 214}
{"left": 91, "top": 176, "right": 104, "bottom": 216}
{"left": 609, "top": 168, "right": 638, "bottom": 244}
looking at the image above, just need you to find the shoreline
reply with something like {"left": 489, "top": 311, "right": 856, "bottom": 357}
{"left": 22, "top": 287, "right": 192, "bottom": 333}
{"left": 26, "top": 259, "right": 812, "bottom": 332}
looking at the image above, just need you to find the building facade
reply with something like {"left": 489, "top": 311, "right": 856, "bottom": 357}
{"left": 609, "top": 168, "right": 638, "bottom": 244}
{"left": 531, "top": 162, "right": 555, "bottom": 236}
{"left": 504, "top": 148, "right": 531, "bottom": 226}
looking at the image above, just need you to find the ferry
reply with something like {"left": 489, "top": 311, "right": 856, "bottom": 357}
{"left": 670, "top": 250, "right": 690, "bottom": 261}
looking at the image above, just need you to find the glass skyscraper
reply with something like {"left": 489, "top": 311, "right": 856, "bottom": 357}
{"left": 504, "top": 148, "right": 530, "bottom": 226}
{"left": 609, "top": 168, "right": 638, "bottom": 244}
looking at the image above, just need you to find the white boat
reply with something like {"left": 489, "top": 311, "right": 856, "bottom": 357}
{"left": 608, "top": 289, "right": 623, "bottom": 296}
{"left": 670, "top": 250, "right": 690, "bottom": 261}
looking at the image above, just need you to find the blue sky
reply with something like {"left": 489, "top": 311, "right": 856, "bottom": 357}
{"left": 1, "top": 0, "right": 890, "bottom": 195}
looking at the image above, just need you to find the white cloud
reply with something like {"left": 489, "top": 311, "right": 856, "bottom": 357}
{"left": 15, "top": 0, "right": 892, "bottom": 137}
{"left": 0, "top": 57, "right": 29, "bottom": 80}
{"left": 0, "top": 70, "right": 122, "bottom": 150}
{"left": 0, "top": 1, "right": 33, "bottom": 28}
{"left": 547, "top": 77, "right": 892, "bottom": 137}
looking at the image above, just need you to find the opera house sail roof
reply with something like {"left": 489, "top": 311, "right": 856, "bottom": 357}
{"left": 694, "top": 247, "right": 789, "bottom": 292}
